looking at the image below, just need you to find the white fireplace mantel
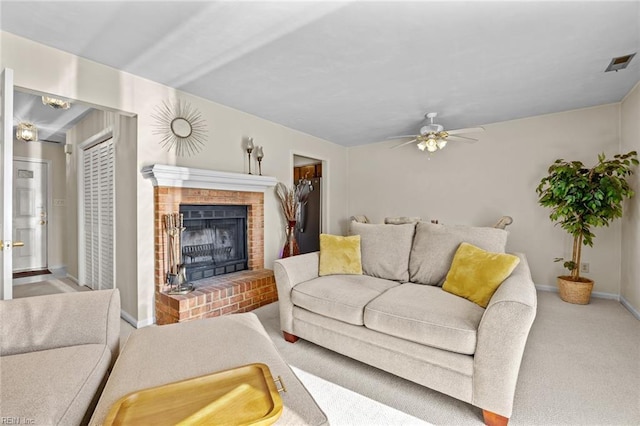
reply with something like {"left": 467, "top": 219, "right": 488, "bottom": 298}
{"left": 142, "top": 164, "right": 277, "bottom": 192}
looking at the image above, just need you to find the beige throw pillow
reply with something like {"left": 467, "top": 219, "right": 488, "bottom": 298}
{"left": 409, "top": 222, "right": 508, "bottom": 286}
{"left": 350, "top": 221, "right": 416, "bottom": 282}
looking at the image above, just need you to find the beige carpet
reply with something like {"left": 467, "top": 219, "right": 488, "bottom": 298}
{"left": 12, "top": 278, "right": 90, "bottom": 298}
{"left": 292, "top": 366, "right": 430, "bottom": 425}
{"left": 252, "top": 291, "right": 640, "bottom": 425}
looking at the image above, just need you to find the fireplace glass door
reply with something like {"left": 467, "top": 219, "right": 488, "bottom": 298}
{"left": 179, "top": 205, "right": 248, "bottom": 281}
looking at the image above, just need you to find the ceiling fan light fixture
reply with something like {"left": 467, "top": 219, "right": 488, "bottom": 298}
{"left": 17, "top": 122, "right": 38, "bottom": 142}
{"left": 42, "top": 96, "right": 71, "bottom": 110}
{"left": 436, "top": 139, "right": 447, "bottom": 149}
{"left": 417, "top": 140, "right": 427, "bottom": 151}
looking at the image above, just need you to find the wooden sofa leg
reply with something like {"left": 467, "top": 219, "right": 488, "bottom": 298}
{"left": 283, "top": 332, "right": 299, "bottom": 343}
{"left": 482, "top": 410, "right": 508, "bottom": 426}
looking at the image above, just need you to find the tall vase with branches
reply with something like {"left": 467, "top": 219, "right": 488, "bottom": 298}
{"left": 276, "top": 182, "right": 301, "bottom": 257}
{"left": 536, "top": 151, "right": 638, "bottom": 303}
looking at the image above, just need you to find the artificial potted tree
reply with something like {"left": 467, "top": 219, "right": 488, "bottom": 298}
{"left": 536, "top": 151, "right": 638, "bottom": 304}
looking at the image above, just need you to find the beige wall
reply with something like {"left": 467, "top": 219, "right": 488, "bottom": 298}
{"left": 12, "top": 138, "right": 66, "bottom": 270}
{"left": 66, "top": 110, "right": 138, "bottom": 319}
{"left": 347, "top": 104, "right": 623, "bottom": 295}
{"left": 66, "top": 109, "right": 116, "bottom": 280}
{"left": 620, "top": 82, "right": 640, "bottom": 316}
{"left": 2, "top": 31, "right": 349, "bottom": 325}
{"left": 4, "top": 29, "right": 636, "bottom": 321}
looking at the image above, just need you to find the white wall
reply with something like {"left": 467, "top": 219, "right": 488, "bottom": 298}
{"left": 12, "top": 139, "right": 66, "bottom": 270}
{"left": 620, "top": 82, "right": 640, "bottom": 316}
{"left": 1, "top": 31, "right": 348, "bottom": 325}
{"left": 347, "top": 104, "right": 623, "bottom": 294}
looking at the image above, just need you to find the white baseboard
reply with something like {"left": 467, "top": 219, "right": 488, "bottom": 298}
{"left": 535, "top": 284, "right": 558, "bottom": 293}
{"left": 535, "top": 284, "right": 619, "bottom": 300}
{"left": 120, "top": 309, "right": 155, "bottom": 329}
{"left": 537, "top": 284, "right": 640, "bottom": 320}
{"left": 620, "top": 296, "right": 640, "bottom": 320}
{"left": 66, "top": 275, "right": 79, "bottom": 284}
{"left": 591, "top": 290, "right": 620, "bottom": 300}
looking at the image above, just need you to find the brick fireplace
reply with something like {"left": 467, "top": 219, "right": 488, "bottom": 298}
{"left": 143, "top": 165, "right": 279, "bottom": 325}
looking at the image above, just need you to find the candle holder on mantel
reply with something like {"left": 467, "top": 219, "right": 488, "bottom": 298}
{"left": 246, "top": 137, "right": 254, "bottom": 174}
{"left": 256, "top": 146, "right": 264, "bottom": 176}
{"left": 164, "top": 213, "right": 194, "bottom": 295}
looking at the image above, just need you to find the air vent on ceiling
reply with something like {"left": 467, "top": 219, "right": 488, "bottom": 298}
{"left": 605, "top": 53, "right": 636, "bottom": 72}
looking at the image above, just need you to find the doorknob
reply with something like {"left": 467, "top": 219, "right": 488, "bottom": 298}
{"left": 0, "top": 241, "right": 24, "bottom": 250}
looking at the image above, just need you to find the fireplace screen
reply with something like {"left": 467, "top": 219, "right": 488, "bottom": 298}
{"left": 179, "top": 204, "right": 248, "bottom": 281}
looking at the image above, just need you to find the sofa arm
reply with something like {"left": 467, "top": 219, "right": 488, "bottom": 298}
{"left": 473, "top": 253, "right": 537, "bottom": 418}
{"left": 273, "top": 252, "right": 320, "bottom": 334}
{"left": 0, "top": 289, "right": 121, "bottom": 361}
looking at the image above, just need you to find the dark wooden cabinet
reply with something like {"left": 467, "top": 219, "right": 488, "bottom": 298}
{"left": 294, "top": 163, "right": 322, "bottom": 182}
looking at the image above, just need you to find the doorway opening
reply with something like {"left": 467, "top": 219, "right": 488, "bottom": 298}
{"left": 10, "top": 87, "right": 135, "bottom": 294}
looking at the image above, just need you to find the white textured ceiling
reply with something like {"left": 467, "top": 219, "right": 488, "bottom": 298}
{"left": 1, "top": 1, "right": 639, "bottom": 146}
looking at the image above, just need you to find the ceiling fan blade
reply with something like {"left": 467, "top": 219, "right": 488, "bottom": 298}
{"left": 386, "top": 134, "right": 419, "bottom": 140}
{"left": 390, "top": 139, "right": 417, "bottom": 149}
{"left": 448, "top": 134, "right": 478, "bottom": 143}
{"left": 447, "top": 126, "right": 485, "bottom": 135}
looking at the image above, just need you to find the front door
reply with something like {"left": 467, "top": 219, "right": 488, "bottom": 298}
{"left": 13, "top": 159, "right": 48, "bottom": 272}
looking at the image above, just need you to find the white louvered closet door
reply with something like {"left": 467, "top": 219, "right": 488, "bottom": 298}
{"left": 83, "top": 138, "right": 114, "bottom": 290}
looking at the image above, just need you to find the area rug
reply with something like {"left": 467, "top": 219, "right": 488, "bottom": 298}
{"left": 291, "top": 366, "right": 431, "bottom": 426}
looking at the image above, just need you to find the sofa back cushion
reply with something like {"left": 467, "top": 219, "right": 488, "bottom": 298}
{"left": 409, "top": 222, "right": 508, "bottom": 286}
{"left": 350, "top": 221, "right": 416, "bottom": 282}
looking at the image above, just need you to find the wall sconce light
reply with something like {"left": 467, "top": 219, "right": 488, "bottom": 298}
{"left": 64, "top": 144, "right": 73, "bottom": 155}
{"left": 42, "top": 96, "right": 71, "bottom": 110}
{"left": 16, "top": 122, "right": 38, "bottom": 142}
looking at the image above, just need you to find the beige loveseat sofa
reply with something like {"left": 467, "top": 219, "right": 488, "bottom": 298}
{"left": 274, "top": 221, "right": 537, "bottom": 425}
{"left": 0, "top": 289, "right": 120, "bottom": 425}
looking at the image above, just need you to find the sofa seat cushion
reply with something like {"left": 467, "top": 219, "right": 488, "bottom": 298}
{"left": 364, "top": 283, "right": 485, "bottom": 355}
{"left": 0, "top": 344, "right": 112, "bottom": 425}
{"left": 292, "top": 275, "right": 400, "bottom": 325}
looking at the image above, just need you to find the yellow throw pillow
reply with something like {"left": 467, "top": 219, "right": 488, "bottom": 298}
{"left": 443, "top": 242, "right": 520, "bottom": 308}
{"left": 319, "top": 234, "right": 363, "bottom": 276}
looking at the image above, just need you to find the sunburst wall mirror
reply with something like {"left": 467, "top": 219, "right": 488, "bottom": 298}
{"left": 152, "top": 100, "right": 207, "bottom": 156}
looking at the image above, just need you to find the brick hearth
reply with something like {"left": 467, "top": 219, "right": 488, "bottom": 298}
{"left": 156, "top": 269, "right": 276, "bottom": 323}
{"left": 147, "top": 166, "right": 278, "bottom": 325}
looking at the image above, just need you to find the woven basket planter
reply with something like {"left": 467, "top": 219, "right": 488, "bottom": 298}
{"left": 557, "top": 276, "right": 594, "bottom": 305}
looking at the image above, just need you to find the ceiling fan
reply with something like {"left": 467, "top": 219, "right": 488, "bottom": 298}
{"left": 389, "top": 112, "right": 484, "bottom": 153}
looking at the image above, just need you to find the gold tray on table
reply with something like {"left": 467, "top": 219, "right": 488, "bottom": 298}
{"left": 103, "top": 363, "right": 284, "bottom": 426}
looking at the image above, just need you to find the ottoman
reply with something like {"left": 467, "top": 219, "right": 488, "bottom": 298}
{"left": 90, "top": 313, "right": 327, "bottom": 425}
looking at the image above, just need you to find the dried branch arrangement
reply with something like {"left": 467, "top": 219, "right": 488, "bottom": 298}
{"left": 275, "top": 182, "right": 300, "bottom": 221}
